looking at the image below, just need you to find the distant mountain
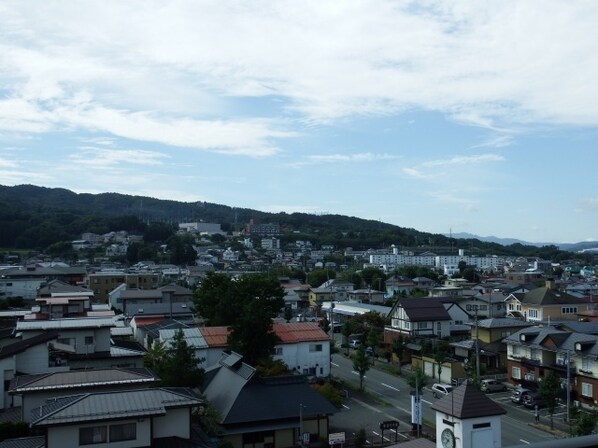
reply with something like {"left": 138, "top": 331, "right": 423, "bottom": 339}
{"left": 446, "top": 232, "right": 598, "bottom": 253}
{"left": 0, "top": 184, "right": 589, "bottom": 261}
{"left": 445, "top": 232, "right": 546, "bottom": 247}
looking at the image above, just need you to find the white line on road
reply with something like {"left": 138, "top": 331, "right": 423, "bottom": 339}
{"left": 519, "top": 440, "right": 530, "bottom": 445}
{"left": 422, "top": 399, "right": 433, "bottom": 405}
{"left": 381, "top": 383, "right": 400, "bottom": 392}
{"left": 352, "top": 371, "right": 366, "bottom": 378}
{"left": 342, "top": 404, "right": 350, "bottom": 410}
{"left": 331, "top": 362, "right": 339, "bottom": 367}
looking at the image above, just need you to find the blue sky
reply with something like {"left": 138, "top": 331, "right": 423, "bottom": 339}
{"left": 1, "top": 1, "right": 597, "bottom": 244}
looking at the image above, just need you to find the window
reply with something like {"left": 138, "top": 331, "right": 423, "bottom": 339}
{"left": 528, "top": 309, "right": 538, "bottom": 319}
{"left": 80, "top": 426, "right": 107, "bottom": 445}
{"left": 562, "top": 307, "right": 578, "bottom": 315}
{"left": 524, "top": 371, "right": 535, "bottom": 381}
{"left": 110, "top": 423, "right": 136, "bottom": 442}
{"left": 501, "top": 331, "right": 512, "bottom": 338}
{"left": 84, "top": 336, "right": 94, "bottom": 345}
{"left": 512, "top": 366, "right": 521, "bottom": 380}
{"left": 582, "top": 358, "right": 593, "bottom": 373}
{"left": 511, "top": 345, "right": 520, "bottom": 357}
{"left": 530, "top": 349, "right": 540, "bottom": 361}
{"left": 272, "top": 347, "right": 283, "bottom": 356}
{"left": 309, "top": 344, "right": 323, "bottom": 352}
{"left": 582, "top": 382, "right": 593, "bottom": 398}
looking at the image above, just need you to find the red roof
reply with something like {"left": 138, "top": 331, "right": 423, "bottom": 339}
{"left": 273, "top": 322, "right": 329, "bottom": 344}
{"left": 200, "top": 326, "right": 229, "bottom": 347}
{"left": 132, "top": 316, "right": 165, "bottom": 326}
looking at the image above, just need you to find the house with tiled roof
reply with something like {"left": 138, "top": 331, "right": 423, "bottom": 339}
{"left": 29, "top": 388, "right": 202, "bottom": 448}
{"left": 385, "top": 297, "right": 468, "bottom": 340}
{"left": 271, "top": 322, "right": 331, "bottom": 376}
{"left": 202, "top": 352, "right": 337, "bottom": 448}
{"left": 504, "top": 280, "right": 589, "bottom": 322}
{"left": 198, "top": 323, "right": 331, "bottom": 375}
{"left": 8, "top": 368, "right": 159, "bottom": 423}
{"left": 504, "top": 325, "right": 598, "bottom": 407}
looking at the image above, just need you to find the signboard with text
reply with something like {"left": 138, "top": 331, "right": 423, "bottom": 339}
{"left": 328, "top": 432, "right": 345, "bottom": 445}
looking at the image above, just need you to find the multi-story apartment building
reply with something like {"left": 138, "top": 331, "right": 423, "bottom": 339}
{"left": 504, "top": 325, "right": 598, "bottom": 408}
{"left": 87, "top": 271, "right": 160, "bottom": 303}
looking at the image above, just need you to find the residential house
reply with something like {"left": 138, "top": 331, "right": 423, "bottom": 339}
{"left": 385, "top": 297, "right": 468, "bottom": 342}
{"left": 457, "top": 291, "right": 509, "bottom": 319}
{"left": 504, "top": 281, "right": 589, "bottom": 322}
{"left": 308, "top": 279, "right": 354, "bottom": 307}
{"left": 272, "top": 323, "right": 331, "bottom": 377}
{"left": 201, "top": 352, "right": 337, "bottom": 448}
{"left": 450, "top": 318, "right": 533, "bottom": 372}
{"left": 346, "top": 289, "right": 385, "bottom": 304}
{"left": 0, "top": 266, "right": 86, "bottom": 300}
{"left": 87, "top": 271, "right": 160, "bottom": 303}
{"left": 29, "top": 388, "right": 203, "bottom": 448}
{"left": 503, "top": 325, "right": 598, "bottom": 408}
{"left": 0, "top": 332, "right": 60, "bottom": 409}
{"left": 108, "top": 283, "right": 193, "bottom": 316}
{"left": 384, "top": 275, "right": 416, "bottom": 298}
{"left": 8, "top": 367, "right": 159, "bottom": 423}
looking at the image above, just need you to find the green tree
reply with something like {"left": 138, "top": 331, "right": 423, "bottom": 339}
{"left": 143, "top": 340, "right": 167, "bottom": 371}
{"left": 307, "top": 268, "right": 335, "bottom": 288}
{"left": 538, "top": 370, "right": 562, "bottom": 429}
{"left": 283, "top": 306, "right": 293, "bottom": 323}
{"left": 153, "top": 330, "right": 204, "bottom": 387}
{"left": 194, "top": 273, "right": 285, "bottom": 366}
{"left": 391, "top": 335, "right": 405, "bottom": 369}
{"left": 352, "top": 345, "right": 371, "bottom": 391}
{"left": 354, "top": 428, "right": 367, "bottom": 448}
{"left": 407, "top": 366, "right": 427, "bottom": 393}
{"left": 574, "top": 411, "right": 598, "bottom": 436}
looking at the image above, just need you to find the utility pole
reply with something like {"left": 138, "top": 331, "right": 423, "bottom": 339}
{"left": 475, "top": 305, "right": 480, "bottom": 380}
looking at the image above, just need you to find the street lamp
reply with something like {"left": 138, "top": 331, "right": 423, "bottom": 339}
{"left": 299, "top": 403, "right": 307, "bottom": 447}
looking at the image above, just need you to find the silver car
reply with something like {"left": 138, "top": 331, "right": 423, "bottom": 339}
{"left": 481, "top": 379, "right": 507, "bottom": 393}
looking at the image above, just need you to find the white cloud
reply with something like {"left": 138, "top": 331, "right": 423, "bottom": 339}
{"left": 577, "top": 198, "right": 598, "bottom": 212}
{"left": 69, "top": 148, "right": 170, "bottom": 167}
{"left": 421, "top": 154, "right": 505, "bottom": 168}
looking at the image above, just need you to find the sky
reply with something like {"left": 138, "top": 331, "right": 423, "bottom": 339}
{"left": 1, "top": 1, "right": 597, "bottom": 245}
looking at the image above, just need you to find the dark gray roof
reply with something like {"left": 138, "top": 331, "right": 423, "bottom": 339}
{"left": 38, "top": 279, "right": 92, "bottom": 296}
{"left": 430, "top": 382, "right": 506, "bottom": 419}
{"left": 9, "top": 368, "right": 158, "bottom": 393}
{"left": 0, "top": 332, "right": 59, "bottom": 360}
{"left": 31, "top": 388, "right": 202, "bottom": 426}
{"left": 398, "top": 297, "right": 451, "bottom": 322}
{"left": 224, "top": 376, "right": 338, "bottom": 426}
{"left": 474, "top": 318, "right": 533, "bottom": 329}
{"left": 522, "top": 287, "right": 583, "bottom": 305}
{"left": 0, "top": 436, "right": 45, "bottom": 448}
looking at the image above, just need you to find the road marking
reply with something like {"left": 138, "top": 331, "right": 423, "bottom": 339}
{"left": 342, "top": 404, "right": 350, "bottom": 410}
{"left": 381, "top": 383, "right": 400, "bottom": 392}
{"left": 519, "top": 440, "right": 530, "bottom": 445}
{"left": 422, "top": 399, "right": 433, "bottom": 405}
{"left": 372, "top": 431, "right": 391, "bottom": 442}
{"left": 332, "top": 362, "right": 339, "bottom": 367}
{"left": 351, "top": 397, "right": 382, "bottom": 413}
{"left": 352, "top": 371, "right": 366, "bottom": 378}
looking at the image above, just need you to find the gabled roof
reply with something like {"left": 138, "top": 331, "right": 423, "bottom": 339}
{"left": 38, "top": 279, "right": 93, "bottom": 297}
{"left": 397, "top": 297, "right": 451, "bottom": 322}
{"left": 30, "top": 388, "right": 202, "bottom": 426}
{"left": 431, "top": 382, "right": 506, "bottom": 419}
{"left": 0, "top": 332, "right": 59, "bottom": 360}
{"left": 224, "top": 375, "right": 338, "bottom": 426}
{"left": 272, "top": 322, "right": 329, "bottom": 344}
{"left": 522, "top": 287, "right": 583, "bottom": 306}
{"left": 9, "top": 368, "right": 158, "bottom": 393}
{"left": 473, "top": 318, "right": 533, "bottom": 329}
{"left": 0, "top": 436, "right": 45, "bottom": 448}
{"left": 199, "top": 326, "right": 229, "bottom": 348}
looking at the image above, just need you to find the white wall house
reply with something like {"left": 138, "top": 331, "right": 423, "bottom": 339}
{"left": 271, "top": 323, "right": 331, "bottom": 377}
{"left": 30, "top": 388, "right": 202, "bottom": 448}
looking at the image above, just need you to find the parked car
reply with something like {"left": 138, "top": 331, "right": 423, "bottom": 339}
{"left": 365, "top": 346, "right": 375, "bottom": 356}
{"left": 523, "top": 392, "right": 546, "bottom": 409}
{"left": 511, "top": 387, "right": 531, "bottom": 404}
{"left": 431, "top": 383, "right": 454, "bottom": 398}
{"left": 481, "top": 379, "right": 507, "bottom": 393}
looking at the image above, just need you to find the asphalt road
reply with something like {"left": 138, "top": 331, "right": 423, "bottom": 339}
{"left": 330, "top": 352, "right": 564, "bottom": 447}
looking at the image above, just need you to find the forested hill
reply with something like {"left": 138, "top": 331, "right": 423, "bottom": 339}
{"left": 0, "top": 184, "right": 578, "bottom": 261}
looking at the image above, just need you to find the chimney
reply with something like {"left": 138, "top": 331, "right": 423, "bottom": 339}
{"left": 546, "top": 278, "right": 555, "bottom": 290}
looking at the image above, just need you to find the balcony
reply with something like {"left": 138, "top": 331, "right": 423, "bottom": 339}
{"left": 520, "top": 357, "right": 542, "bottom": 368}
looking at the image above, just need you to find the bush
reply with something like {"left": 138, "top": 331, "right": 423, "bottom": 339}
{"left": 311, "top": 381, "right": 344, "bottom": 408}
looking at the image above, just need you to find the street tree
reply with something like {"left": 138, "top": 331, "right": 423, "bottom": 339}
{"left": 538, "top": 370, "right": 562, "bottom": 429}
{"left": 352, "top": 345, "right": 371, "bottom": 391}
{"left": 407, "top": 366, "right": 427, "bottom": 393}
{"left": 574, "top": 410, "right": 598, "bottom": 436}
{"left": 391, "top": 335, "right": 405, "bottom": 369}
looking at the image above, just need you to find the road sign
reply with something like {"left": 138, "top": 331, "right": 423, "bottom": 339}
{"left": 379, "top": 420, "right": 400, "bottom": 430}
{"left": 328, "top": 432, "right": 345, "bottom": 445}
